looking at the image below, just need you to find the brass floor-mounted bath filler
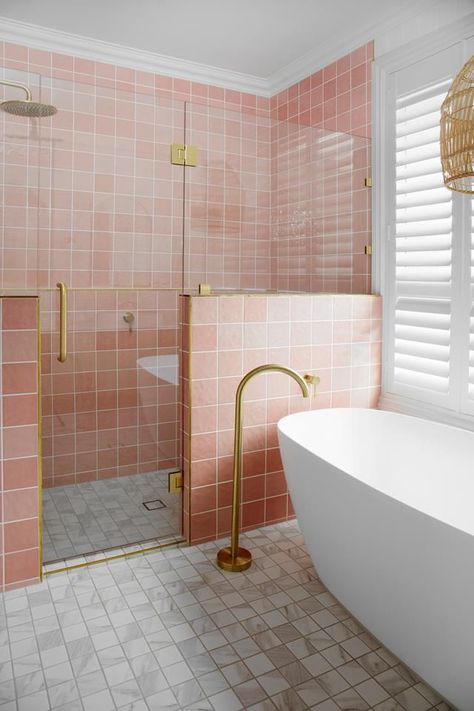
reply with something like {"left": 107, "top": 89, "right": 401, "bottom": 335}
{"left": 217, "top": 364, "right": 319, "bottom": 573}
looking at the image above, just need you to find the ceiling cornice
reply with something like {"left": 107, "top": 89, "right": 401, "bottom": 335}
{"left": 0, "top": 16, "right": 271, "bottom": 96}
{"left": 0, "top": 2, "right": 466, "bottom": 99}
{"left": 266, "top": 0, "right": 440, "bottom": 94}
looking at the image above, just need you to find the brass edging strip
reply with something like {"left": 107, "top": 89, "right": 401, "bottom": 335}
{"left": 0, "top": 288, "right": 184, "bottom": 294}
{"left": 56, "top": 282, "right": 67, "bottom": 363}
{"left": 0, "top": 288, "right": 381, "bottom": 296}
{"left": 187, "top": 297, "right": 193, "bottom": 544}
{"left": 37, "top": 298, "right": 43, "bottom": 583}
{"left": 43, "top": 537, "right": 186, "bottom": 576}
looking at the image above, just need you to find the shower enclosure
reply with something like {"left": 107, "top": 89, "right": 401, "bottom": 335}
{"left": 1, "top": 68, "right": 189, "bottom": 563}
{"left": 0, "top": 62, "right": 371, "bottom": 566}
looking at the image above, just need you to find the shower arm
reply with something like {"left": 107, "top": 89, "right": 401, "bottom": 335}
{"left": 0, "top": 79, "right": 32, "bottom": 102}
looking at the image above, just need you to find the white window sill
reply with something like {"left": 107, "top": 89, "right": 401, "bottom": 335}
{"left": 379, "top": 392, "right": 474, "bottom": 433}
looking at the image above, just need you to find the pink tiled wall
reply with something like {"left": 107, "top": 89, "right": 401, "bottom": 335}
{"left": 1, "top": 39, "right": 375, "bottom": 506}
{"left": 271, "top": 44, "right": 373, "bottom": 135}
{"left": 184, "top": 103, "right": 272, "bottom": 290}
{"left": 0, "top": 44, "right": 274, "bottom": 493}
{"left": 1, "top": 40, "right": 372, "bottom": 294}
{"left": 181, "top": 293, "right": 382, "bottom": 544}
{"left": 270, "top": 43, "right": 373, "bottom": 293}
{"left": 0, "top": 42, "right": 269, "bottom": 291}
{"left": 40, "top": 289, "right": 180, "bottom": 488}
{"left": 0, "top": 297, "right": 41, "bottom": 590}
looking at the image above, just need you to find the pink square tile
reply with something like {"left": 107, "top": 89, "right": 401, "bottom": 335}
{"left": 3, "top": 425, "right": 38, "bottom": 459}
{"left": 2, "top": 298, "right": 37, "bottom": 329}
{"left": 191, "top": 325, "right": 217, "bottom": 351}
{"left": 3, "top": 458, "right": 38, "bottom": 490}
{"left": 190, "top": 511, "right": 216, "bottom": 543}
{"left": 2, "top": 394, "right": 37, "bottom": 427}
{"left": 4, "top": 488, "right": 38, "bottom": 522}
{"left": 242, "top": 500, "right": 265, "bottom": 529}
{"left": 5, "top": 548, "right": 40, "bottom": 585}
{"left": 191, "top": 485, "right": 217, "bottom": 514}
{"left": 4, "top": 519, "right": 39, "bottom": 553}
{"left": 265, "top": 494, "right": 288, "bottom": 523}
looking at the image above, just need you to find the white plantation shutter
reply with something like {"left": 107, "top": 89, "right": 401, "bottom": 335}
{"left": 381, "top": 30, "right": 474, "bottom": 423}
{"left": 392, "top": 81, "right": 453, "bottom": 404}
{"left": 394, "top": 298, "right": 450, "bottom": 393}
{"left": 468, "top": 199, "right": 474, "bottom": 402}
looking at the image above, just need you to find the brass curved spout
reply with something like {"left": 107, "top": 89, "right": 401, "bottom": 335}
{"left": 217, "top": 364, "right": 310, "bottom": 573}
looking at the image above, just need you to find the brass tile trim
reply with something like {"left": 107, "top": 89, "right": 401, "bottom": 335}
{"left": 43, "top": 537, "right": 186, "bottom": 576}
{"left": 56, "top": 281, "right": 67, "bottom": 363}
{"left": 37, "top": 297, "right": 43, "bottom": 583}
{"left": 0, "top": 288, "right": 183, "bottom": 295}
{"left": 1, "top": 288, "right": 380, "bottom": 296}
{"left": 187, "top": 298, "right": 193, "bottom": 543}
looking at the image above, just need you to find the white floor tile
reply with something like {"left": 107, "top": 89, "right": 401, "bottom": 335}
{"left": 0, "top": 521, "right": 450, "bottom": 711}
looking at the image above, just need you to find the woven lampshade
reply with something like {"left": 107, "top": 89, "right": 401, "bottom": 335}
{"left": 440, "top": 54, "right": 474, "bottom": 194}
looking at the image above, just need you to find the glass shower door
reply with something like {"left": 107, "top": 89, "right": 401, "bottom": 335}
{"left": 40, "top": 288, "right": 182, "bottom": 562}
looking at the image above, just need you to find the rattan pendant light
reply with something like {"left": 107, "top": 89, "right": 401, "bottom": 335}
{"left": 440, "top": 54, "right": 474, "bottom": 194}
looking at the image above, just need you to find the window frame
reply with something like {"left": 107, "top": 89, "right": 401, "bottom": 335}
{"left": 373, "top": 14, "right": 474, "bottom": 428}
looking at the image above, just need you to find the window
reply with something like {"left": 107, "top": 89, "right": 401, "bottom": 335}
{"left": 377, "top": 32, "right": 474, "bottom": 423}
{"left": 393, "top": 79, "right": 453, "bottom": 404}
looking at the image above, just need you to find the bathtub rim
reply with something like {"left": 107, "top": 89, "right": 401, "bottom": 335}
{"left": 277, "top": 406, "right": 474, "bottom": 539}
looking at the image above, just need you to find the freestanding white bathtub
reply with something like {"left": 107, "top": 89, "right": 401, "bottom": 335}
{"left": 278, "top": 408, "right": 474, "bottom": 711}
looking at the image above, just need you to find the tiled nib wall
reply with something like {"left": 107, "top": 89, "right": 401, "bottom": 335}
{"left": 181, "top": 294, "right": 382, "bottom": 544}
{"left": 0, "top": 297, "right": 41, "bottom": 590}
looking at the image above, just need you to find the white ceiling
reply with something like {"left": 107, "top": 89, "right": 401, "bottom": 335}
{"left": 0, "top": 0, "right": 420, "bottom": 79}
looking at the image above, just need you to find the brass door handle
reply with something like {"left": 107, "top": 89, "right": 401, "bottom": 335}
{"left": 56, "top": 281, "right": 67, "bottom": 363}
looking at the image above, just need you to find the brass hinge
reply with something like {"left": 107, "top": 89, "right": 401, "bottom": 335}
{"left": 198, "top": 283, "right": 211, "bottom": 295}
{"left": 170, "top": 143, "right": 198, "bottom": 166}
{"left": 364, "top": 177, "right": 373, "bottom": 188}
{"left": 364, "top": 244, "right": 373, "bottom": 256}
{"left": 168, "top": 470, "right": 183, "bottom": 494}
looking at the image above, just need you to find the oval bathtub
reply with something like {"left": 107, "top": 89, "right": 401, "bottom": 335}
{"left": 278, "top": 408, "right": 474, "bottom": 711}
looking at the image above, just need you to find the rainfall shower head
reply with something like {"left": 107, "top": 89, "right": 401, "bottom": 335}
{"left": 0, "top": 79, "right": 57, "bottom": 118}
{"left": 1, "top": 99, "right": 57, "bottom": 117}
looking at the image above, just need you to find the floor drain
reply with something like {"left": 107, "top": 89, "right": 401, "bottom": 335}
{"left": 142, "top": 499, "right": 167, "bottom": 511}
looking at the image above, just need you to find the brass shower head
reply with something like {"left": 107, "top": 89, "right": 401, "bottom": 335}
{"left": 0, "top": 79, "right": 57, "bottom": 118}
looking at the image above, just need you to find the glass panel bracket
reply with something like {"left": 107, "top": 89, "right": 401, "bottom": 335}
{"left": 170, "top": 144, "right": 198, "bottom": 166}
{"left": 168, "top": 470, "right": 183, "bottom": 494}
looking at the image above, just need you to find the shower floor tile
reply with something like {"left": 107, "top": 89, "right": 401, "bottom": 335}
{"left": 2, "top": 521, "right": 450, "bottom": 710}
{"left": 42, "top": 470, "right": 181, "bottom": 563}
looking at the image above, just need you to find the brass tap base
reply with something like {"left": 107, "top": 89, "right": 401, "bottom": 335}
{"left": 216, "top": 546, "right": 252, "bottom": 572}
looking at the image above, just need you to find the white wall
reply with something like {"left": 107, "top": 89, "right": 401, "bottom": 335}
{"left": 374, "top": 0, "right": 474, "bottom": 58}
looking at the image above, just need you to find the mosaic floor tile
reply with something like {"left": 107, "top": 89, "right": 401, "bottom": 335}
{"left": 0, "top": 521, "right": 450, "bottom": 710}
{"left": 42, "top": 470, "right": 181, "bottom": 563}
